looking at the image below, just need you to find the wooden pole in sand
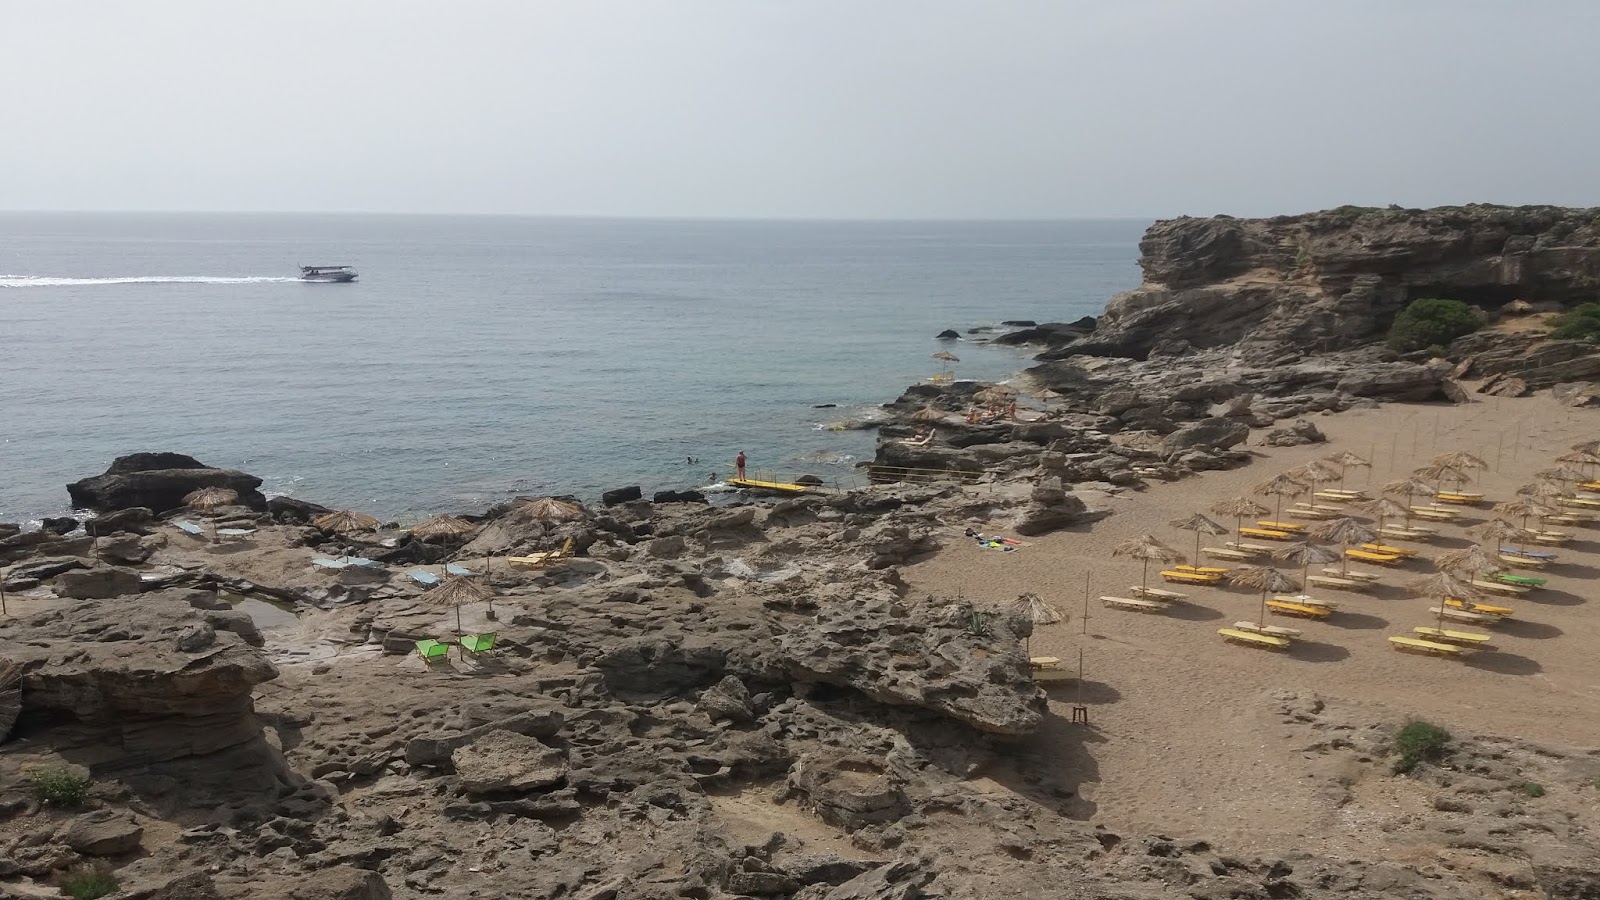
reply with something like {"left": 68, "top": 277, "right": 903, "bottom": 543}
{"left": 1496, "top": 432, "right": 1505, "bottom": 474}
{"left": 1081, "top": 572, "right": 1090, "bottom": 635}
{"left": 1389, "top": 431, "right": 1399, "bottom": 475}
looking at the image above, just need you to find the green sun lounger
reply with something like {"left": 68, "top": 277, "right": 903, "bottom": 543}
{"left": 1492, "top": 572, "right": 1547, "bottom": 587}
{"left": 415, "top": 639, "right": 451, "bottom": 661}
{"left": 459, "top": 633, "right": 497, "bottom": 657}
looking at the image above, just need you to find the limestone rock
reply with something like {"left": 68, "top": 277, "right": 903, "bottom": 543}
{"left": 1261, "top": 419, "right": 1327, "bottom": 447}
{"left": 63, "top": 809, "right": 144, "bottom": 856}
{"left": 451, "top": 729, "right": 568, "bottom": 794}
{"left": 697, "top": 674, "right": 755, "bottom": 725}
{"left": 68, "top": 453, "right": 266, "bottom": 513}
{"left": 789, "top": 754, "right": 908, "bottom": 831}
{"left": 93, "top": 534, "right": 156, "bottom": 565}
{"left": 1162, "top": 417, "right": 1250, "bottom": 455}
{"left": 56, "top": 565, "right": 144, "bottom": 599}
{"left": 83, "top": 507, "right": 157, "bottom": 536}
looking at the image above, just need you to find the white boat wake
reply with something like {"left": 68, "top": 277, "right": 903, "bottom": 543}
{"left": 0, "top": 275, "right": 299, "bottom": 287}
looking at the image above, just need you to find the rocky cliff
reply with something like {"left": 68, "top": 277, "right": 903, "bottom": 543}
{"left": 1053, "top": 204, "right": 1600, "bottom": 363}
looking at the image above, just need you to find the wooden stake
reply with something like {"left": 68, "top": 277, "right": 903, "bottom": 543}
{"left": 1081, "top": 572, "right": 1090, "bottom": 635}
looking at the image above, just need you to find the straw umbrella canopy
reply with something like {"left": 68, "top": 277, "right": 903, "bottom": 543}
{"left": 1211, "top": 497, "right": 1269, "bottom": 541}
{"left": 1516, "top": 480, "right": 1567, "bottom": 503}
{"left": 1572, "top": 439, "right": 1600, "bottom": 455}
{"left": 1536, "top": 465, "right": 1587, "bottom": 487}
{"left": 1273, "top": 539, "right": 1341, "bottom": 586}
{"left": 410, "top": 514, "right": 478, "bottom": 543}
{"left": 1432, "top": 452, "right": 1487, "bottom": 492}
{"left": 1288, "top": 460, "right": 1341, "bottom": 495}
{"left": 507, "top": 497, "right": 586, "bottom": 525}
{"left": 1436, "top": 544, "right": 1501, "bottom": 579}
{"left": 1008, "top": 592, "right": 1064, "bottom": 658}
{"left": 1309, "top": 516, "right": 1377, "bottom": 575}
{"left": 313, "top": 509, "right": 381, "bottom": 536}
{"left": 1413, "top": 462, "right": 1466, "bottom": 492}
{"left": 1112, "top": 535, "right": 1185, "bottom": 594}
{"left": 1493, "top": 497, "right": 1555, "bottom": 531}
{"left": 931, "top": 351, "right": 960, "bottom": 363}
{"left": 910, "top": 406, "right": 946, "bottom": 424}
{"left": 1556, "top": 450, "right": 1600, "bottom": 478}
{"left": 1467, "top": 519, "right": 1526, "bottom": 556}
{"left": 1253, "top": 474, "right": 1306, "bottom": 521}
{"left": 974, "top": 385, "right": 1018, "bottom": 406}
{"left": 1326, "top": 451, "right": 1372, "bottom": 489}
{"left": 185, "top": 487, "right": 241, "bottom": 541}
{"left": 1226, "top": 565, "right": 1300, "bottom": 626}
{"left": 1407, "top": 570, "right": 1488, "bottom": 632}
{"left": 1357, "top": 496, "right": 1412, "bottom": 533}
{"left": 1169, "top": 513, "right": 1229, "bottom": 566}
{"left": 1383, "top": 478, "right": 1438, "bottom": 515}
{"left": 427, "top": 574, "right": 494, "bottom": 640}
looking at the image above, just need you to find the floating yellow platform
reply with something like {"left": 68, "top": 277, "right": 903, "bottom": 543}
{"left": 727, "top": 477, "right": 809, "bottom": 494}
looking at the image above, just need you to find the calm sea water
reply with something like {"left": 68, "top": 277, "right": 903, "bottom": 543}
{"left": 0, "top": 214, "right": 1144, "bottom": 523}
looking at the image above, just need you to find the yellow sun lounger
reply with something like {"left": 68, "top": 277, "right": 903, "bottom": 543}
{"left": 1130, "top": 586, "right": 1187, "bottom": 601}
{"left": 1557, "top": 497, "right": 1600, "bottom": 509}
{"left": 1161, "top": 570, "right": 1220, "bottom": 586}
{"left": 1102, "top": 595, "right": 1166, "bottom": 613}
{"left": 1307, "top": 574, "right": 1371, "bottom": 592}
{"left": 1256, "top": 521, "right": 1305, "bottom": 532}
{"left": 1219, "top": 628, "right": 1290, "bottom": 650}
{"left": 1445, "top": 598, "right": 1513, "bottom": 617}
{"left": 507, "top": 536, "right": 576, "bottom": 570}
{"left": 1274, "top": 593, "right": 1339, "bottom": 610}
{"left": 1345, "top": 549, "right": 1403, "bottom": 565}
{"left": 1202, "top": 547, "right": 1254, "bottom": 562}
{"left": 1531, "top": 533, "right": 1570, "bottom": 546}
{"left": 1389, "top": 635, "right": 1463, "bottom": 658}
{"left": 1413, "top": 627, "right": 1492, "bottom": 647}
{"left": 1312, "top": 491, "right": 1358, "bottom": 503}
{"left": 1498, "top": 554, "right": 1547, "bottom": 569}
{"left": 1233, "top": 620, "right": 1302, "bottom": 639}
{"left": 1430, "top": 606, "right": 1498, "bottom": 625}
{"left": 1435, "top": 492, "right": 1484, "bottom": 505}
{"left": 1266, "top": 599, "right": 1330, "bottom": 619}
{"left": 1360, "top": 542, "right": 1417, "bottom": 558}
{"left": 1238, "top": 527, "right": 1296, "bottom": 541}
{"left": 1030, "top": 656, "right": 1061, "bottom": 668}
{"left": 1176, "top": 563, "right": 1229, "bottom": 575}
{"left": 1470, "top": 579, "right": 1529, "bottom": 596}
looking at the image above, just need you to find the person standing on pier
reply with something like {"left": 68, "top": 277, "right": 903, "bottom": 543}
{"left": 735, "top": 450, "right": 747, "bottom": 480}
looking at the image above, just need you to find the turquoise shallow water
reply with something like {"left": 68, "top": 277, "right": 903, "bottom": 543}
{"left": 0, "top": 214, "right": 1145, "bottom": 522}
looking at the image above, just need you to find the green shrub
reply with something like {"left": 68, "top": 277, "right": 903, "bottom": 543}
{"left": 1393, "top": 719, "right": 1451, "bottom": 774}
{"left": 26, "top": 767, "right": 91, "bottom": 808}
{"left": 1387, "top": 298, "right": 1481, "bottom": 352}
{"left": 57, "top": 862, "right": 119, "bottom": 900}
{"left": 1521, "top": 782, "right": 1546, "bottom": 798}
{"left": 1550, "top": 302, "right": 1600, "bottom": 342}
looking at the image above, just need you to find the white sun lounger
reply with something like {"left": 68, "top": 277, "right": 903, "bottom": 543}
{"left": 1306, "top": 574, "right": 1370, "bottom": 592}
{"left": 408, "top": 568, "right": 442, "bottom": 587}
{"left": 1130, "top": 586, "right": 1187, "bottom": 601}
{"left": 1101, "top": 596, "right": 1165, "bottom": 613}
{"left": 175, "top": 520, "right": 205, "bottom": 536}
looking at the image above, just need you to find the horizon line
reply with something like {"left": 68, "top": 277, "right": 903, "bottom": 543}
{"left": 0, "top": 208, "right": 1166, "bottom": 222}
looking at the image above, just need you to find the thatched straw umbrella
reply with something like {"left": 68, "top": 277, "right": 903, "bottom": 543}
{"left": 1436, "top": 544, "right": 1501, "bottom": 580}
{"left": 1383, "top": 478, "right": 1438, "bottom": 516}
{"left": 1008, "top": 592, "right": 1063, "bottom": 658}
{"left": 1358, "top": 496, "right": 1413, "bottom": 533}
{"left": 507, "top": 497, "right": 586, "bottom": 525}
{"left": 313, "top": 509, "right": 381, "bottom": 536}
{"left": 1309, "top": 516, "right": 1377, "bottom": 575}
{"left": 1169, "top": 513, "right": 1229, "bottom": 566}
{"left": 1227, "top": 565, "right": 1300, "bottom": 627}
{"left": 1572, "top": 439, "right": 1600, "bottom": 455}
{"left": 1273, "top": 540, "right": 1341, "bottom": 587}
{"left": 1211, "top": 497, "right": 1269, "bottom": 541}
{"left": 1493, "top": 497, "right": 1555, "bottom": 532}
{"left": 1536, "top": 465, "right": 1587, "bottom": 488}
{"left": 1253, "top": 474, "right": 1306, "bottom": 522}
{"left": 1469, "top": 518, "right": 1527, "bottom": 556}
{"left": 1326, "top": 451, "right": 1372, "bottom": 489}
{"left": 931, "top": 350, "right": 960, "bottom": 380}
{"left": 1288, "top": 460, "right": 1341, "bottom": 496}
{"left": 1112, "top": 535, "right": 1185, "bottom": 594}
{"left": 185, "top": 487, "right": 240, "bottom": 542}
{"left": 1556, "top": 450, "right": 1600, "bottom": 479}
{"left": 1407, "top": 570, "right": 1488, "bottom": 633}
{"left": 975, "top": 385, "right": 1018, "bottom": 408}
{"left": 1414, "top": 462, "right": 1466, "bottom": 492}
{"left": 411, "top": 514, "right": 477, "bottom": 543}
{"left": 427, "top": 574, "right": 494, "bottom": 643}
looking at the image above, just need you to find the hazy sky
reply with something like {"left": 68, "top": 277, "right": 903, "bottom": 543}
{"left": 4, "top": 1, "right": 1598, "bottom": 218}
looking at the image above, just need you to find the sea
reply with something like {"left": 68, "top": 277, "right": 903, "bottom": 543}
{"left": 0, "top": 214, "right": 1146, "bottom": 524}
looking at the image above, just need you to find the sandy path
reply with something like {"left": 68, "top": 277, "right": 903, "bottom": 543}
{"left": 904, "top": 394, "right": 1600, "bottom": 853}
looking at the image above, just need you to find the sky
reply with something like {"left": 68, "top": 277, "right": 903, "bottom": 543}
{"left": 3, "top": 0, "right": 1598, "bottom": 219}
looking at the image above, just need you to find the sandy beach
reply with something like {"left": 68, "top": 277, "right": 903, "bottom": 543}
{"left": 905, "top": 392, "right": 1600, "bottom": 855}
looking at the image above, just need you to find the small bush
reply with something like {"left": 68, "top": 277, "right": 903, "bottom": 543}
{"left": 26, "top": 767, "right": 91, "bottom": 808}
{"left": 1393, "top": 719, "right": 1451, "bottom": 774}
{"left": 57, "top": 862, "right": 119, "bottom": 900}
{"left": 1521, "top": 782, "right": 1546, "bottom": 798}
{"left": 1387, "top": 298, "right": 1481, "bottom": 352}
{"left": 1551, "top": 302, "right": 1600, "bottom": 342}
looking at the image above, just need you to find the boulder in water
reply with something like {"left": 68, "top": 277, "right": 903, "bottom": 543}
{"left": 68, "top": 453, "right": 267, "bottom": 514}
{"left": 602, "top": 485, "right": 643, "bottom": 506}
{"left": 935, "top": 329, "right": 960, "bottom": 340}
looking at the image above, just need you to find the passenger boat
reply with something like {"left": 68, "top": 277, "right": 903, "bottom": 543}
{"left": 300, "top": 265, "right": 358, "bottom": 283}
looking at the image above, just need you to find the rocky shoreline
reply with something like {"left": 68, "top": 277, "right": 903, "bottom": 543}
{"left": 4, "top": 204, "right": 1600, "bottom": 899}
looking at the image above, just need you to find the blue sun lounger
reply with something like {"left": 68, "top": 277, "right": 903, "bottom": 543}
{"left": 175, "top": 520, "right": 205, "bottom": 536}
{"left": 343, "top": 556, "right": 384, "bottom": 569}
{"left": 216, "top": 527, "right": 256, "bottom": 538}
{"left": 312, "top": 558, "right": 350, "bottom": 570}
{"left": 445, "top": 563, "right": 477, "bottom": 577}
{"left": 1501, "top": 548, "right": 1557, "bottom": 560}
{"left": 407, "top": 569, "right": 441, "bottom": 587}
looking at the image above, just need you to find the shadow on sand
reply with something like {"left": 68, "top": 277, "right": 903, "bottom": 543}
{"left": 1465, "top": 651, "right": 1544, "bottom": 676}
{"left": 981, "top": 709, "right": 1106, "bottom": 821}
{"left": 1496, "top": 619, "right": 1564, "bottom": 640}
{"left": 1164, "top": 603, "right": 1225, "bottom": 623}
{"left": 1288, "top": 640, "right": 1350, "bottom": 663}
{"left": 1331, "top": 611, "right": 1390, "bottom": 631}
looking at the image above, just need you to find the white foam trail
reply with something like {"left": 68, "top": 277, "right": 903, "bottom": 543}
{"left": 0, "top": 274, "right": 299, "bottom": 287}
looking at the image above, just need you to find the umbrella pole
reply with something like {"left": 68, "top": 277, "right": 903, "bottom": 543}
{"left": 1340, "top": 542, "right": 1350, "bottom": 576}
{"left": 1193, "top": 531, "right": 1202, "bottom": 567}
{"left": 1141, "top": 559, "right": 1150, "bottom": 593}
{"left": 1259, "top": 586, "right": 1268, "bottom": 626}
